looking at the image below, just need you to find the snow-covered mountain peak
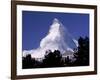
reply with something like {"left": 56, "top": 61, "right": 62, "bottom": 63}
{"left": 50, "top": 18, "right": 60, "bottom": 30}
{"left": 23, "top": 18, "right": 78, "bottom": 59}
{"left": 53, "top": 18, "right": 60, "bottom": 24}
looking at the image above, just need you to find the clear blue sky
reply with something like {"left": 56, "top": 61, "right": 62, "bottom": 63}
{"left": 22, "top": 11, "right": 89, "bottom": 50}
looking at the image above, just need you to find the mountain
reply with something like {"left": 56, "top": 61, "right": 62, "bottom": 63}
{"left": 23, "top": 18, "right": 78, "bottom": 59}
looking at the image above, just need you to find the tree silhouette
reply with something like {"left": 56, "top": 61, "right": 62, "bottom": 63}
{"left": 22, "top": 54, "right": 36, "bottom": 69}
{"left": 74, "top": 36, "right": 89, "bottom": 66}
{"left": 64, "top": 56, "right": 72, "bottom": 66}
{"left": 43, "top": 50, "right": 63, "bottom": 67}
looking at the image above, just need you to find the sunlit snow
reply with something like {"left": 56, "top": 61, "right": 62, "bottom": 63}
{"left": 23, "top": 18, "right": 78, "bottom": 59}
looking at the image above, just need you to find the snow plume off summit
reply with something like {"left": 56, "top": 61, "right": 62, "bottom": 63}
{"left": 23, "top": 18, "right": 78, "bottom": 59}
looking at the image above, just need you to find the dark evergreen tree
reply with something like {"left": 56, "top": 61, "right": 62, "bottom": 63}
{"left": 43, "top": 50, "right": 63, "bottom": 67}
{"left": 22, "top": 54, "right": 36, "bottom": 69}
{"left": 64, "top": 56, "right": 72, "bottom": 66}
{"left": 74, "top": 37, "right": 89, "bottom": 66}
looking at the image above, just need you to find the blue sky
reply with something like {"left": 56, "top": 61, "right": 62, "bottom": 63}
{"left": 22, "top": 11, "right": 89, "bottom": 50}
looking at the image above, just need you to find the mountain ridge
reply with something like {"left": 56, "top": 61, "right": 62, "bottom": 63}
{"left": 23, "top": 18, "right": 78, "bottom": 59}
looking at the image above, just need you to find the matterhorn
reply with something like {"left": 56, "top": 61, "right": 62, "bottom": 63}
{"left": 23, "top": 18, "right": 78, "bottom": 59}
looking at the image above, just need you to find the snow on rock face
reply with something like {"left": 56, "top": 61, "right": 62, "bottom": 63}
{"left": 23, "top": 18, "right": 78, "bottom": 58}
